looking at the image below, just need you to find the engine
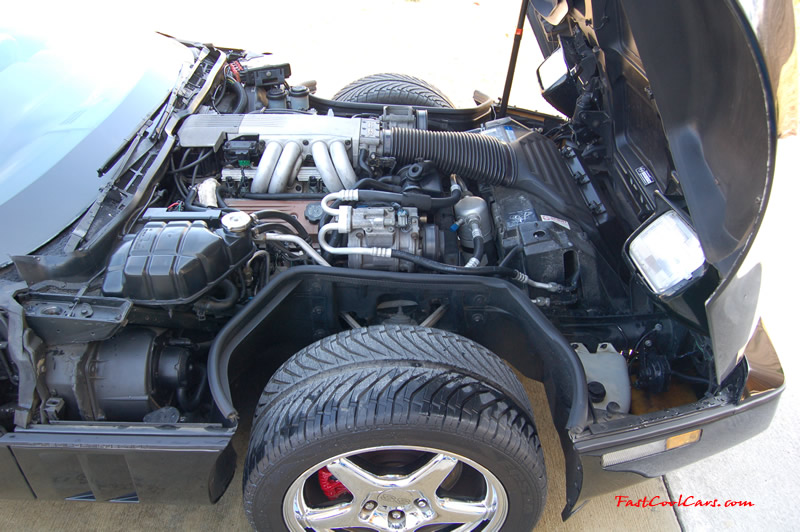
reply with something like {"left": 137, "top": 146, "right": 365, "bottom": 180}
{"left": 31, "top": 69, "right": 621, "bottom": 425}
{"left": 93, "top": 106, "right": 607, "bottom": 313}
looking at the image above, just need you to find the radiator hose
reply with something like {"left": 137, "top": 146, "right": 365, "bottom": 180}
{"left": 383, "top": 128, "right": 516, "bottom": 186}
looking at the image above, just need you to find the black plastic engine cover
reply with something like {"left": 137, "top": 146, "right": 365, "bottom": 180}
{"left": 102, "top": 221, "right": 252, "bottom": 305}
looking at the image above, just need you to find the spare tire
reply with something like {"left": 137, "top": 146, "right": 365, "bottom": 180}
{"left": 332, "top": 73, "right": 455, "bottom": 108}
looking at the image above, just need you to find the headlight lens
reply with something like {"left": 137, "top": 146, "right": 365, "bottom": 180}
{"left": 537, "top": 47, "right": 569, "bottom": 92}
{"left": 629, "top": 210, "right": 706, "bottom": 295}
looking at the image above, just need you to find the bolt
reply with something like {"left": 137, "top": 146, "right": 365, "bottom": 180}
{"left": 363, "top": 500, "right": 377, "bottom": 511}
{"left": 390, "top": 510, "right": 404, "bottom": 520}
{"left": 471, "top": 314, "right": 484, "bottom": 324}
{"left": 644, "top": 339, "right": 653, "bottom": 348}
{"left": 415, "top": 499, "right": 428, "bottom": 508}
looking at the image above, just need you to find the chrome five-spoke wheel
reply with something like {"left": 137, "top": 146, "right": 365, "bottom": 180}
{"left": 283, "top": 446, "right": 508, "bottom": 531}
{"left": 244, "top": 327, "right": 546, "bottom": 531}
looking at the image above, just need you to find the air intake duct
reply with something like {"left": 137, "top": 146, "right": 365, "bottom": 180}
{"left": 383, "top": 128, "right": 516, "bottom": 186}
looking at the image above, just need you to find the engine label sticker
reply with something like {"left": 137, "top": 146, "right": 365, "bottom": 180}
{"left": 541, "top": 215, "right": 571, "bottom": 230}
{"left": 635, "top": 166, "right": 655, "bottom": 186}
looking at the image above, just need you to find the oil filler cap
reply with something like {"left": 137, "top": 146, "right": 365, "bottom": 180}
{"left": 221, "top": 211, "right": 251, "bottom": 233}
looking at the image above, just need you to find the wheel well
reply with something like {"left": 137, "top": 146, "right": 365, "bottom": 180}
{"left": 210, "top": 266, "right": 588, "bottom": 428}
{"left": 210, "top": 266, "right": 589, "bottom": 518}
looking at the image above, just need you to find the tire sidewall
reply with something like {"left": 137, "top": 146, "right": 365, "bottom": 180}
{"left": 331, "top": 73, "right": 454, "bottom": 108}
{"left": 246, "top": 423, "right": 543, "bottom": 531}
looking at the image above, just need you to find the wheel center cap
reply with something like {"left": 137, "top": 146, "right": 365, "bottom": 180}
{"left": 377, "top": 489, "right": 414, "bottom": 508}
{"left": 361, "top": 488, "right": 431, "bottom": 531}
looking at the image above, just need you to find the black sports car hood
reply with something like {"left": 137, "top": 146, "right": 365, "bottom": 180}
{"left": 530, "top": 0, "right": 787, "bottom": 383}
{"left": 532, "top": 0, "right": 778, "bottom": 278}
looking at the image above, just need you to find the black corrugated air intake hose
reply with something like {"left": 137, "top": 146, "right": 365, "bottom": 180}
{"left": 383, "top": 128, "right": 517, "bottom": 186}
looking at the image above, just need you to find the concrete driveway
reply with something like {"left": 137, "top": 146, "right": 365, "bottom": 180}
{"left": 3, "top": 0, "right": 798, "bottom": 530}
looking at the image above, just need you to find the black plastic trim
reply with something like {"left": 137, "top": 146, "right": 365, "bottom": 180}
{"left": 207, "top": 265, "right": 589, "bottom": 432}
{"left": 0, "top": 425, "right": 236, "bottom": 504}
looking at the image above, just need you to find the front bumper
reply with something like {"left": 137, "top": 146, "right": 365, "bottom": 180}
{"left": 567, "top": 320, "right": 784, "bottom": 515}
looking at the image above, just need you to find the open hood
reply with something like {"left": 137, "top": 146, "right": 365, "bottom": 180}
{"left": 529, "top": 0, "right": 785, "bottom": 383}
{"left": 529, "top": 0, "right": 778, "bottom": 278}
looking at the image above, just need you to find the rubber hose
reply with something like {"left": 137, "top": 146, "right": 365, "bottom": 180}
{"left": 216, "top": 188, "right": 229, "bottom": 208}
{"left": 252, "top": 210, "right": 310, "bottom": 240}
{"left": 384, "top": 128, "right": 516, "bottom": 186}
{"left": 499, "top": 245, "right": 522, "bottom": 268}
{"left": 471, "top": 235, "right": 485, "bottom": 265}
{"left": 170, "top": 149, "right": 213, "bottom": 174}
{"left": 357, "top": 148, "right": 373, "bottom": 177}
{"left": 252, "top": 223, "right": 296, "bottom": 236}
{"left": 228, "top": 77, "right": 248, "bottom": 114}
{"left": 391, "top": 250, "right": 515, "bottom": 276}
{"left": 183, "top": 188, "right": 205, "bottom": 211}
{"left": 193, "top": 279, "right": 239, "bottom": 313}
{"left": 351, "top": 178, "right": 403, "bottom": 192}
{"left": 358, "top": 187, "right": 461, "bottom": 210}
{"left": 177, "top": 365, "right": 208, "bottom": 412}
{"left": 185, "top": 188, "right": 237, "bottom": 213}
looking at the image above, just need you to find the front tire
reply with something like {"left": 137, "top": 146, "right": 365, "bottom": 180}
{"left": 243, "top": 326, "right": 546, "bottom": 531}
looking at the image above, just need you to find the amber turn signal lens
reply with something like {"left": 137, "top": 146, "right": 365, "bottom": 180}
{"left": 666, "top": 429, "right": 702, "bottom": 450}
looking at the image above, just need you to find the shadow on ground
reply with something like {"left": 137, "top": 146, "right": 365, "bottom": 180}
{"left": 0, "top": 377, "right": 678, "bottom": 531}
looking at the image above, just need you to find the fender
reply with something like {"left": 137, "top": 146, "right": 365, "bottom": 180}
{"left": 207, "top": 265, "right": 590, "bottom": 514}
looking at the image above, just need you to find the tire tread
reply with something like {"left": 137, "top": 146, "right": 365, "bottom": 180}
{"left": 244, "top": 365, "right": 546, "bottom": 530}
{"left": 332, "top": 73, "right": 454, "bottom": 108}
{"left": 254, "top": 325, "right": 532, "bottom": 424}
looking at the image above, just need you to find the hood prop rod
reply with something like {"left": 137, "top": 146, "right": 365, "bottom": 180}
{"left": 499, "top": 0, "right": 529, "bottom": 118}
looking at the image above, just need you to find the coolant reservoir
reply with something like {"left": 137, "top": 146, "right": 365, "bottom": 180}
{"left": 574, "top": 343, "right": 631, "bottom": 413}
{"left": 102, "top": 220, "right": 253, "bottom": 305}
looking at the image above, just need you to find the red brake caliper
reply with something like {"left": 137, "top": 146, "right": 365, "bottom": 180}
{"left": 318, "top": 467, "right": 351, "bottom": 500}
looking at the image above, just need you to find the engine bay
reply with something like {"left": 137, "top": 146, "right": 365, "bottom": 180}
{"left": 0, "top": 46, "right": 723, "bottom": 431}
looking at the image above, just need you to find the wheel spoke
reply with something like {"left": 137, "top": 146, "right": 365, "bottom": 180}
{"left": 430, "top": 498, "right": 492, "bottom": 527}
{"left": 282, "top": 446, "right": 510, "bottom": 532}
{"left": 299, "top": 501, "right": 356, "bottom": 530}
{"left": 405, "top": 453, "right": 459, "bottom": 493}
{"left": 326, "top": 457, "right": 386, "bottom": 498}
